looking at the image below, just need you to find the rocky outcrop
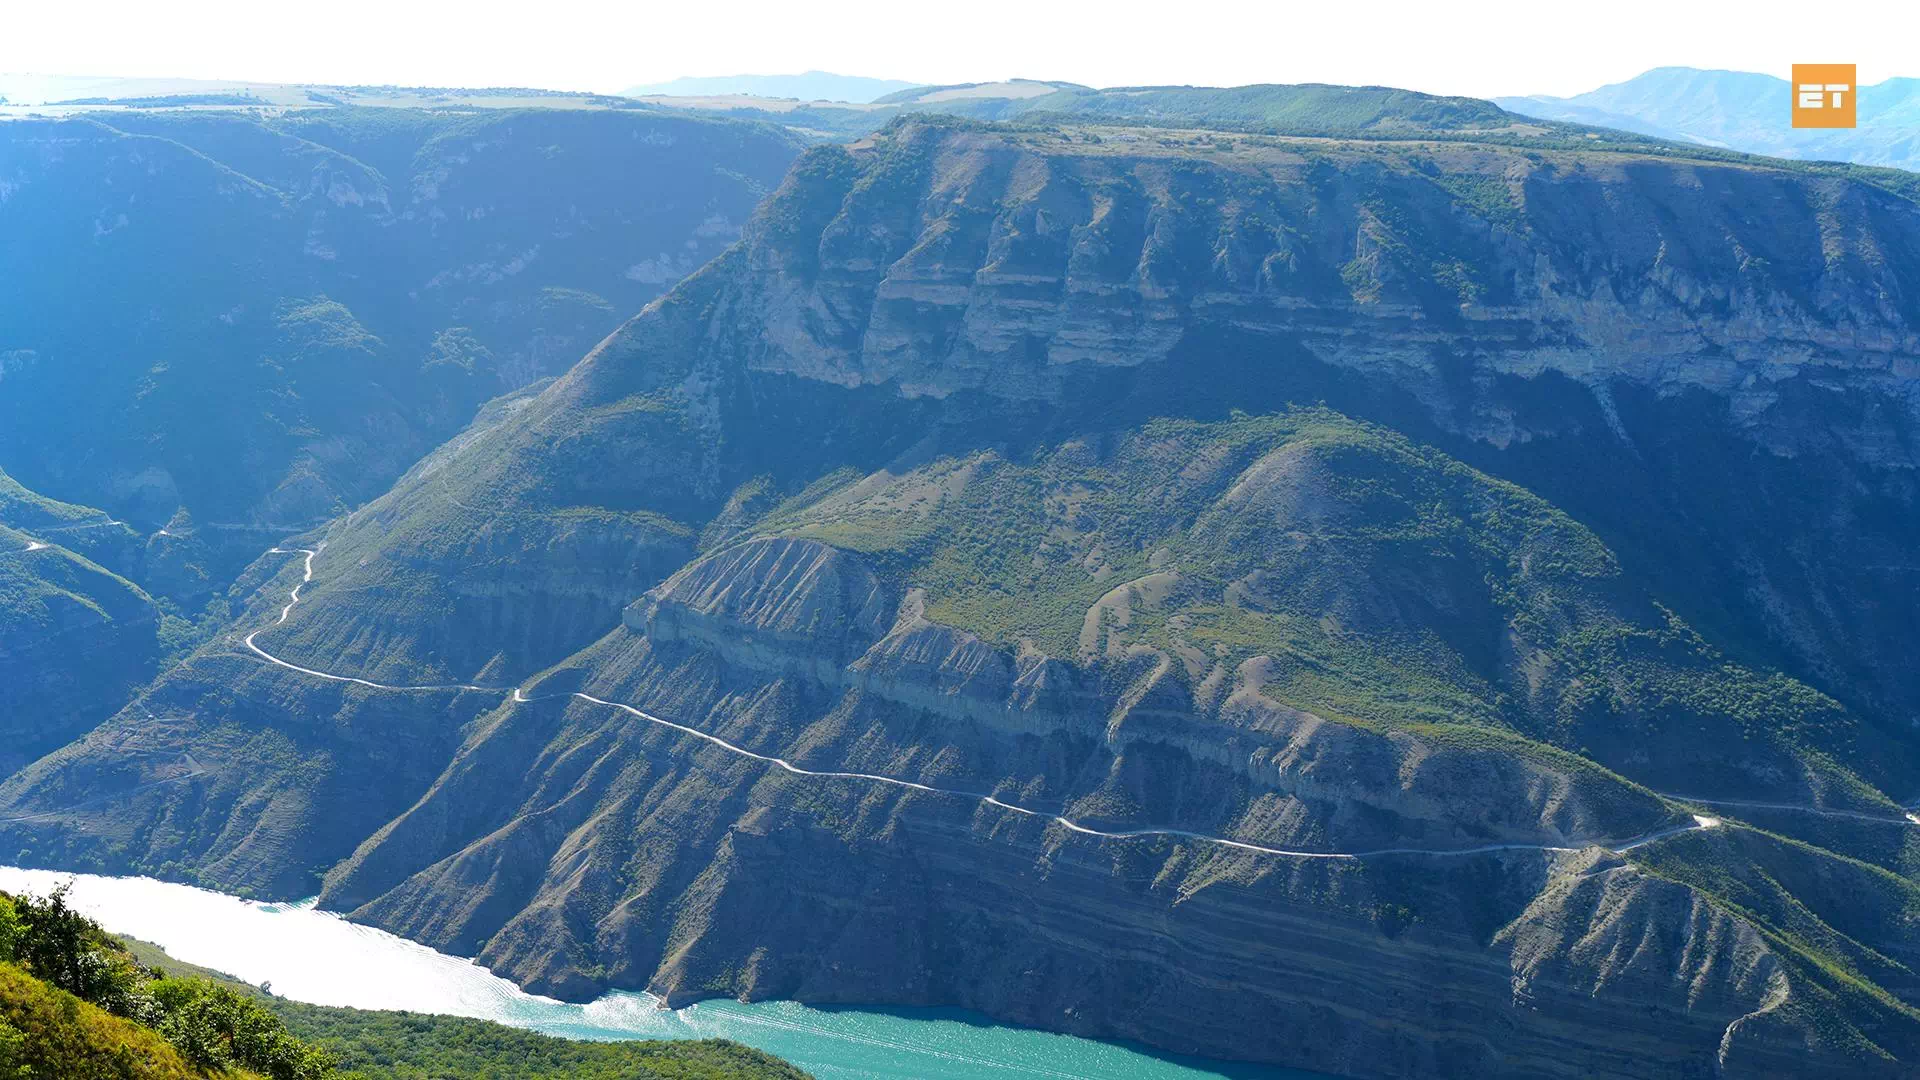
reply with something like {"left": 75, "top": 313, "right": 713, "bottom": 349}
{"left": 627, "top": 537, "right": 895, "bottom": 678}
{"left": 515, "top": 121, "right": 1920, "bottom": 730}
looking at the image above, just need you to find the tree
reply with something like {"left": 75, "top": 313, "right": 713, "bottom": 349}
{"left": 149, "top": 978, "right": 336, "bottom": 1080}
{"left": 6, "top": 886, "right": 152, "bottom": 1020}
{"left": 0, "top": 889, "right": 336, "bottom": 1077}
{"left": 0, "top": 895, "right": 20, "bottom": 963}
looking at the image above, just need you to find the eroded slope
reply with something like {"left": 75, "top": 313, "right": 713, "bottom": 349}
{"left": 9, "top": 118, "right": 1920, "bottom": 1077}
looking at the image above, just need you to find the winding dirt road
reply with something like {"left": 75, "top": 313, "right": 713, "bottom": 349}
{"left": 232, "top": 545, "right": 1739, "bottom": 862}
{"left": 1653, "top": 793, "right": 1919, "bottom": 828}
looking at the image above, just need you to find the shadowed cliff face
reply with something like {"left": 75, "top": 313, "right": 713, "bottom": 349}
{"left": 8, "top": 120, "right": 1920, "bottom": 1077}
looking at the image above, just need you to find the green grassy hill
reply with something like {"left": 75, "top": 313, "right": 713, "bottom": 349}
{"left": 0, "top": 961, "right": 209, "bottom": 1080}
{"left": 0, "top": 891, "right": 807, "bottom": 1080}
{"left": 758, "top": 408, "right": 1907, "bottom": 800}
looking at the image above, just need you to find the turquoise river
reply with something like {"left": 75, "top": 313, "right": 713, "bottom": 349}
{"left": 0, "top": 865, "right": 1331, "bottom": 1080}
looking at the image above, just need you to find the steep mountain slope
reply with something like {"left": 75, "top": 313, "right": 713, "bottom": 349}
{"left": 0, "top": 107, "right": 801, "bottom": 558}
{"left": 8, "top": 117, "right": 1920, "bottom": 1076}
{"left": 1498, "top": 66, "right": 1920, "bottom": 172}
{"left": 0, "top": 468, "right": 144, "bottom": 580}
{"left": 0, "top": 519, "right": 159, "bottom": 777}
{"left": 171, "top": 115, "right": 1920, "bottom": 727}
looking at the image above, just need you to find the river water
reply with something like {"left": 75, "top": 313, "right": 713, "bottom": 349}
{"left": 0, "top": 866, "right": 1326, "bottom": 1080}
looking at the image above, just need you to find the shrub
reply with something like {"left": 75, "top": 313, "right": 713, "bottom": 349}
{"left": 149, "top": 979, "right": 336, "bottom": 1080}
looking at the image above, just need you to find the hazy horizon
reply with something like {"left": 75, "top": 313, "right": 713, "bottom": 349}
{"left": 6, "top": 0, "right": 1917, "bottom": 101}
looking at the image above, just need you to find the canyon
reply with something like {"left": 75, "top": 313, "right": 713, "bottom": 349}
{"left": 4, "top": 99, "right": 1920, "bottom": 1078}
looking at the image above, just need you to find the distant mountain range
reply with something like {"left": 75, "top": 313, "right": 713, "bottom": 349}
{"left": 620, "top": 70, "right": 921, "bottom": 103}
{"left": 20, "top": 66, "right": 1920, "bottom": 178}
{"left": 1498, "top": 66, "right": 1920, "bottom": 172}
{"left": 0, "top": 73, "right": 318, "bottom": 107}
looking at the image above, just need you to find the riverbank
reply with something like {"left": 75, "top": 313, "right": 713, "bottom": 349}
{"left": 0, "top": 866, "right": 1321, "bottom": 1080}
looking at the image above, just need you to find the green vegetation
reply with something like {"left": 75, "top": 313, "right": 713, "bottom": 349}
{"left": 0, "top": 521, "right": 162, "bottom": 771}
{"left": 612, "top": 80, "right": 1538, "bottom": 143}
{"left": 1009, "top": 83, "right": 1518, "bottom": 135}
{"left": 0, "top": 469, "right": 118, "bottom": 533}
{"left": 484, "top": 77, "right": 1920, "bottom": 205}
{"left": 1628, "top": 828, "right": 1920, "bottom": 1063}
{"left": 117, "top": 943, "right": 807, "bottom": 1080}
{"left": 756, "top": 408, "right": 1901, "bottom": 797}
{"left": 265, "top": 1008, "right": 809, "bottom": 1080}
{"left": 0, "top": 891, "right": 808, "bottom": 1080}
{"left": 147, "top": 980, "right": 334, "bottom": 1080}
{"left": 0, "top": 887, "right": 328, "bottom": 1078}
{"left": 0, "top": 525, "right": 151, "bottom": 632}
{"left": 0, "top": 962, "right": 204, "bottom": 1080}
{"left": 0, "top": 896, "right": 18, "bottom": 959}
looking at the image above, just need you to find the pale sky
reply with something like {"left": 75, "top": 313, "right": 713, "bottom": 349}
{"left": 5, "top": 0, "right": 1919, "bottom": 99}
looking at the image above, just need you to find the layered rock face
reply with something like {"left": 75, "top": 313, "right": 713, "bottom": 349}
{"left": 728, "top": 126, "right": 1920, "bottom": 428}
{"left": 296, "top": 531, "right": 1906, "bottom": 1079}
{"left": 531, "top": 118, "right": 1920, "bottom": 728}
{"left": 8, "top": 120, "right": 1920, "bottom": 1077}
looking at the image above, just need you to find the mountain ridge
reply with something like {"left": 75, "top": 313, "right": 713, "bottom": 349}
{"left": 1498, "top": 65, "right": 1920, "bottom": 172}
{"left": 7, "top": 115, "right": 1920, "bottom": 1076}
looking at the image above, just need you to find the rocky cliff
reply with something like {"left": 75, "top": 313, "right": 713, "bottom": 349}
{"left": 6, "top": 117, "right": 1920, "bottom": 1078}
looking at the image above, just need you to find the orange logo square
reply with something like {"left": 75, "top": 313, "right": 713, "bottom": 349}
{"left": 1792, "top": 64, "right": 1857, "bottom": 128}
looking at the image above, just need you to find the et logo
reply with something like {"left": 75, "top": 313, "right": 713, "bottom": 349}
{"left": 1792, "top": 64, "right": 1857, "bottom": 128}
